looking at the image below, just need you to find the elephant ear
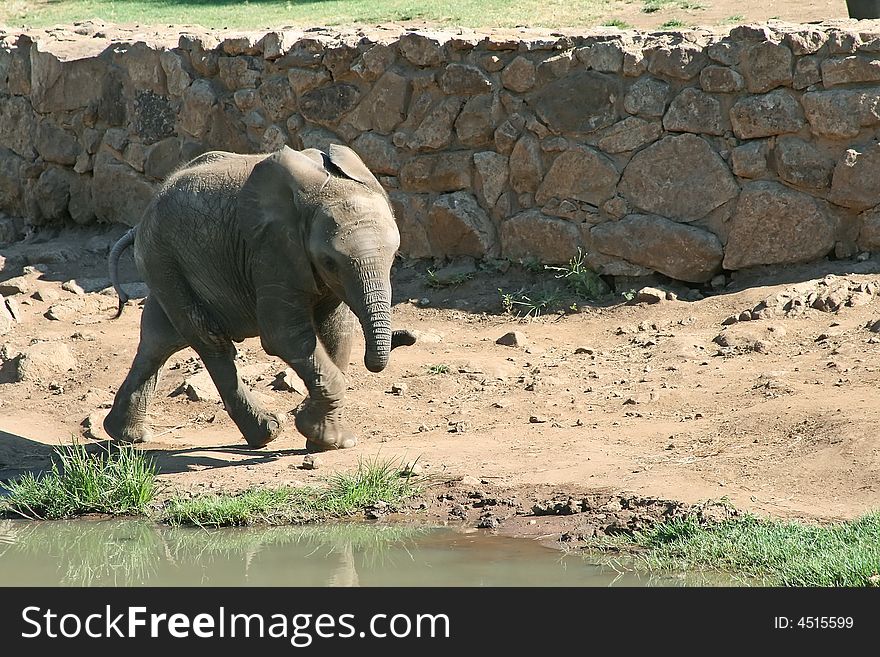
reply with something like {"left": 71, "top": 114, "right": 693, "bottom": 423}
{"left": 325, "top": 144, "right": 386, "bottom": 197}
{"left": 238, "top": 146, "right": 329, "bottom": 293}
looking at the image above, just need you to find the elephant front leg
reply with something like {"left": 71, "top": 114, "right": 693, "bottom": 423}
{"left": 260, "top": 304, "right": 356, "bottom": 451}
{"left": 287, "top": 351, "right": 357, "bottom": 451}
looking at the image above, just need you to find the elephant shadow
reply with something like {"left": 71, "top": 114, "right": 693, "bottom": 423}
{"left": 0, "top": 428, "right": 307, "bottom": 485}
{"left": 141, "top": 443, "right": 311, "bottom": 476}
{"left": 0, "top": 429, "right": 118, "bottom": 485}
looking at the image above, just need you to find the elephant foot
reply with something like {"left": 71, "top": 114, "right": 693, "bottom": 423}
{"left": 103, "top": 411, "right": 152, "bottom": 444}
{"left": 239, "top": 411, "right": 284, "bottom": 449}
{"left": 295, "top": 399, "right": 357, "bottom": 451}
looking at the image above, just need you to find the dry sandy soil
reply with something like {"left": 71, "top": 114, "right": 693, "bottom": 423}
{"left": 2, "top": 224, "right": 880, "bottom": 543}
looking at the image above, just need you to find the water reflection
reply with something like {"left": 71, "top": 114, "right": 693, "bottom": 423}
{"left": 0, "top": 519, "right": 729, "bottom": 587}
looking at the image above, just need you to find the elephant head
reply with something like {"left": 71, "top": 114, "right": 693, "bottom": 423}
{"left": 239, "top": 145, "right": 401, "bottom": 373}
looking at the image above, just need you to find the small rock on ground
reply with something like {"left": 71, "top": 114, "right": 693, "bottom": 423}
{"left": 62, "top": 280, "right": 85, "bottom": 295}
{"left": 82, "top": 411, "right": 110, "bottom": 441}
{"left": 496, "top": 331, "right": 527, "bottom": 347}
{"left": 302, "top": 454, "right": 322, "bottom": 470}
{"left": 635, "top": 287, "right": 666, "bottom": 304}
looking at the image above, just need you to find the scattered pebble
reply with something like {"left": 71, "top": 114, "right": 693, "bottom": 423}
{"left": 496, "top": 331, "right": 527, "bottom": 347}
{"left": 635, "top": 287, "right": 666, "bottom": 304}
{"left": 390, "top": 381, "right": 408, "bottom": 395}
{"left": 61, "top": 280, "right": 85, "bottom": 295}
{"left": 301, "top": 454, "right": 322, "bottom": 470}
{"left": 32, "top": 288, "right": 61, "bottom": 302}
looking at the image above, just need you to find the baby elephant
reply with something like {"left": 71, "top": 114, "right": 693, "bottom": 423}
{"left": 104, "top": 145, "right": 416, "bottom": 451}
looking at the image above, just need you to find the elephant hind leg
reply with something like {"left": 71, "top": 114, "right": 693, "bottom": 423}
{"left": 146, "top": 277, "right": 283, "bottom": 448}
{"left": 104, "top": 296, "right": 187, "bottom": 443}
{"left": 195, "top": 343, "right": 284, "bottom": 448}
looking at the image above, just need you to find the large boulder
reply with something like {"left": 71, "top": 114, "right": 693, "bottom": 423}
{"left": 0, "top": 95, "right": 37, "bottom": 159}
{"left": 508, "top": 134, "right": 543, "bottom": 194}
{"left": 618, "top": 134, "right": 739, "bottom": 222}
{"left": 724, "top": 181, "right": 835, "bottom": 269}
{"left": 8, "top": 341, "right": 77, "bottom": 383}
{"left": 299, "top": 83, "right": 361, "bottom": 126}
{"left": 597, "top": 117, "right": 662, "bottom": 153}
{"left": 473, "top": 151, "right": 509, "bottom": 208}
{"left": 829, "top": 142, "right": 880, "bottom": 211}
{"left": 740, "top": 41, "right": 793, "bottom": 93}
{"left": 772, "top": 137, "right": 834, "bottom": 190}
{"left": 426, "top": 192, "right": 498, "bottom": 258}
{"left": 500, "top": 210, "right": 581, "bottom": 264}
{"left": 389, "top": 193, "right": 431, "bottom": 258}
{"left": 399, "top": 152, "right": 472, "bottom": 193}
{"left": 528, "top": 71, "right": 620, "bottom": 135}
{"left": 662, "top": 88, "right": 726, "bottom": 136}
{"left": 535, "top": 145, "right": 619, "bottom": 206}
{"left": 590, "top": 214, "right": 723, "bottom": 283}
{"left": 92, "top": 151, "right": 156, "bottom": 226}
{"left": 351, "top": 133, "right": 400, "bottom": 175}
{"left": 455, "top": 93, "right": 503, "bottom": 147}
{"left": 729, "top": 90, "right": 805, "bottom": 139}
{"left": 345, "top": 70, "right": 409, "bottom": 134}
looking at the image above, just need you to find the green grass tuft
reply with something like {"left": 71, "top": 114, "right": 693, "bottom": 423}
{"left": 601, "top": 18, "right": 632, "bottom": 29}
{"left": 584, "top": 511, "right": 880, "bottom": 587}
{"left": 1, "top": 442, "right": 156, "bottom": 520}
{"left": 643, "top": 0, "right": 704, "bottom": 13}
{"left": 427, "top": 363, "right": 450, "bottom": 374}
{"left": 163, "top": 457, "right": 418, "bottom": 527}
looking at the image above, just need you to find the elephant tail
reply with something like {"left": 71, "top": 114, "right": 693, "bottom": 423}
{"left": 108, "top": 227, "right": 137, "bottom": 319}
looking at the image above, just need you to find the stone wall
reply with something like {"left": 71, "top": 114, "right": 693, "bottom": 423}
{"left": 3, "top": 20, "right": 880, "bottom": 283}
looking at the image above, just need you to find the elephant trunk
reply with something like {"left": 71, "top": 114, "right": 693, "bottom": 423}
{"left": 348, "top": 258, "right": 392, "bottom": 373}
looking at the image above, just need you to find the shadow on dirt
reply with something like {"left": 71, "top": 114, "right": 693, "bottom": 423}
{"left": 143, "top": 443, "right": 309, "bottom": 476}
{"left": 0, "top": 430, "right": 57, "bottom": 486}
{"left": 0, "top": 427, "right": 308, "bottom": 484}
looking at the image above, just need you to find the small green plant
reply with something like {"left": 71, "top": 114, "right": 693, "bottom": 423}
{"left": 601, "top": 18, "right": 632, "bottom": 29}
{"left": 518, "top": 256, "right": 545, "bottom": 273}
{"left": 621, "top": 288, "right": 637, "bottom": 301}
{"left": 642, "top": 0, "right": 703, "bottom": 13}
{"left": 722, "top": 14, "right": 744, "bottom": 23}
{"left": 545, "top": 249, "right": 611, "bottom": 301}
{"left": 425, "top": 268, "right": 474, "bottom": 289}
{"left": 427, "top": 363, "right": 450, "bottom": 375}
{"left": 499, "top": 286, "right": 565, "bottom": 319}
{"left": 660, "top": 19, "right": 687, "bottom": 28}
{"left": 1, "top": 442, "right": 156, "bottom": 520}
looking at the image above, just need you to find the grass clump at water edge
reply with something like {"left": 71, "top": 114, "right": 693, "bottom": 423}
{"left": 1, "top": 442, "right": 157, "bottom": 520}
{"left": 163, "top": 457, "right": 420, "bottom": 527}
{"left": 583, "top": 510, "right": 880, "bottom": 587}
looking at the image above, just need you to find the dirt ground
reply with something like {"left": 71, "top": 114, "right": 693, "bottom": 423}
{"left": 2, "top": 224, "right": 880, "bottom": 545}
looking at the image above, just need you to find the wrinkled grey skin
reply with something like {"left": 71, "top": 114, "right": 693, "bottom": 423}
{"left": 104, "top": 145, "right": 416, "bottom": 451}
